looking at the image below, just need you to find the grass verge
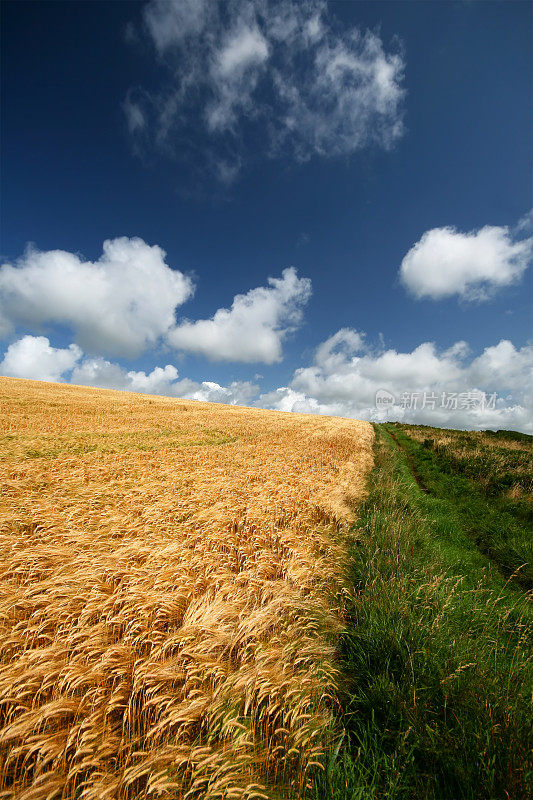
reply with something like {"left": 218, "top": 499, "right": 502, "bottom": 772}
{"left": 392, "top": 425, "right": 532, "bottom": 513}
{"left": 387, "top": 424, "right": 532, "bottom": 590}
{"left": 309, "top": 425, "right": 532, "bottom": 800}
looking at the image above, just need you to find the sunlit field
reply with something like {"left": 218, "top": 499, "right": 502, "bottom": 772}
{"left": 0, "top": 378, "right": 373, "bottom": 800}
{"left": 400, "top": 424, "right": 533, "bottom": 501}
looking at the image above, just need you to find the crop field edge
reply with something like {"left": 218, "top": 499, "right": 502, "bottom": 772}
{"left": 309, "top": 423, "right": 532, "bottom": 800}
{"left": 0, "top": 378, "right": 374, "bottom": 800}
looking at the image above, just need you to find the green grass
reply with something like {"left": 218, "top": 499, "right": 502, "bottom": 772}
{"left": 387, "top": 425, "right": 533, "bottom": 590}
{"left": 309, "top": 425, "right": 532, "bottom": 800}
{"left": 395, "top": 424, "right": 533, "bottom": 519}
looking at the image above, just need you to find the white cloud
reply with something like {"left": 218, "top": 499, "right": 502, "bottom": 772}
{"left": 468, "top": 339, "right": 533, "bottom": 392}
{"left": 515, "top": 209, "right": 533, "bottom": 235}
{"left": 128, "top": 0, "right": 405, "bottom": 179}
{"left": 0, "top": 336, "right": 82, "bottom": 382}
{"left": 400, "top": 223, "right": 533, "bottom": 301}
{"left": 271, "top": 25, "right": 404, "bottom": 160}
{"left": 144, "top": 0, "right": 210, "bottom": 52}
{"left": 0, "top": 335, "right": 257, "bottom": 407}
{"left": 258, "top": 386, "right": 323, "bottom": 414}
{"left": 167, "top": 267, "right": 311, "bottom": 363}
{"left": 206, "top": 22, "right": 269, "bottom": 133}
{"left": 72, "top": 357, "right": 258, "bottom": 405}
{"left": 3, "top": 332, "right": 531, "bottom": 433}
{"left": 217, "top": 25, "right": 269, "bottom": 77}
{"left": 0, "top": 237, "right": 194, "bottom": 357}
{"left": 123, "top": 92, "right": 146, "bottom": 134}
{"left": 1, "top": 238, "right": 310, "bottom": 365}
{"left": 258, "top": 329, "right": 533, "bottom": 434}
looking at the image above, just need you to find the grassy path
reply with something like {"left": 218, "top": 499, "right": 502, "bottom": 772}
{"left": 310, "top": 425, "right": 532, "bottom": 800}
{"left": 386, "top": 424, "right": 533, "bottom": 591}
{"left": 385, "top": 426, "right": 429, "bottom": 493}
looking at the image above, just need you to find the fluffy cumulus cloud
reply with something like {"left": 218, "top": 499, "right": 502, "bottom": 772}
{"left": 0, "top": 335, "right": 82, "bottom": 383}
{"left": 127, "top": 0, "right": 404, "bottom": 179}
{"left": 0, "top": 336, "right": 257, "bottom": 407}
{"left": 2, "top": 331, "right": 531, "bottom": 433}
{"left": 400, "top": 221, "right": 533, "bottom": 301}
{"left": 72, "top": 357, "right": 258, "bottom": 405}
{"left": 258, "top": 329, "right": 533, "bottom": 433}
{"left": 0, "top": 238, "right": 194, "bottom": 357}
{"left": 1, "top": 239, "right": 309, "bottom": 365}
{"left": 167, "top": 267, "right": 311, "bottom": 363}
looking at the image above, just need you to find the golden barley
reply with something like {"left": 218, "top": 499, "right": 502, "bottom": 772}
{"left": 0, "top": 377, "right": 373, "bottom": 799}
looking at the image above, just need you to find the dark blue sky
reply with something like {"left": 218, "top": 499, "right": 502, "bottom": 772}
{"left": 1, "top": 1, "right": 532, "bottom": 425}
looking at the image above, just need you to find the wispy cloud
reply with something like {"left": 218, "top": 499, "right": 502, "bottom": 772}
{"left": 126, "top": 0, "right": 405, "bottom": 181}
{"left": 515, "top": 209, "right": 533, "bottom": 235}
{"left": 399, "top": 215, "right": 533, "bottom": 302}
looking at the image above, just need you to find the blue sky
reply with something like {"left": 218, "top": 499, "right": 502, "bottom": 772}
{"left": 1, "top": 0, "right": 532, "bottom": 431}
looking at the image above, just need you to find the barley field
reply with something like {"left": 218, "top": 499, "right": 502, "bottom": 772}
{"left": 0, "top": 378, "right": 373, "bottom": 800}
